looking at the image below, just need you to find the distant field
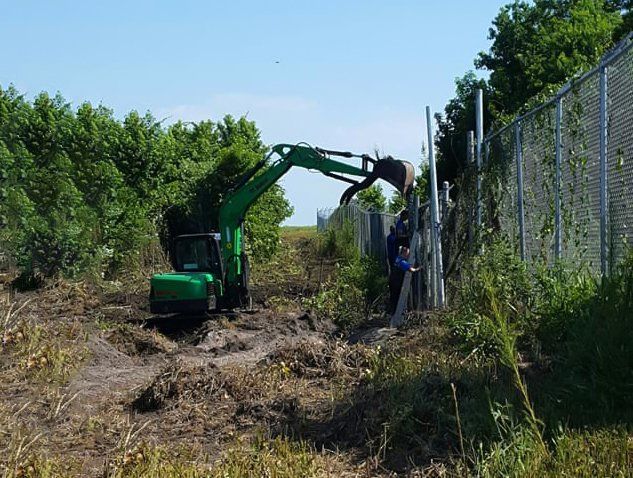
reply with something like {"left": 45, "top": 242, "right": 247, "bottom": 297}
{"left": 281, "top": 225, "right": 317, "bottom": 240}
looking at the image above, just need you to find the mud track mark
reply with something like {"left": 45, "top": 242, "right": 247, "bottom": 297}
{"left": 193, "top": 311, "right": 336, "bottom": 367}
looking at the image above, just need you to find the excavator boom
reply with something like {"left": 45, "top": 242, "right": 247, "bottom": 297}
{"left": 218, "top": 143, "right": 414, "bottom": 307}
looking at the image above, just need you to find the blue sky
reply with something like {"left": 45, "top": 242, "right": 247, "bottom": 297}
{"left": 0, "top": 0, "right": 505, "bottom": 225}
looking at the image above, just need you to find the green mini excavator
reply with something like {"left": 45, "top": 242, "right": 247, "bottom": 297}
{"left": 149, "top": 143, "right": 414, "bottom": 314}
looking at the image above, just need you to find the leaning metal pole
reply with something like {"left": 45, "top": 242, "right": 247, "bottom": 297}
{"left": 476, "top": 90, "right": 484, "bottom": 232}
{"left": 426, "top": 106, "right": 445, "bottom": 308}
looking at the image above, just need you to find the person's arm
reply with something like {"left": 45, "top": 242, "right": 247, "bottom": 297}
{"left": 397, "top": 258, "right": 420, "bottom": 273}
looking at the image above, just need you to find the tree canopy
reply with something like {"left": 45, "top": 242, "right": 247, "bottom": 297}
{"left": 477, "top": 0, "right": 622, "bottom": 117}
{"left": 0, "top": 86, "right": 292, "bottom": 280}
{"left": 356, "top": 184, "right": 388, "bottom": 212}
{"left": 435, "top": 0, "right": 628, "bottom": 186}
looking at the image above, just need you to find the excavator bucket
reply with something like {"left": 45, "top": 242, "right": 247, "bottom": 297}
{"left": 340, "top": 157, "right": 415, "bottom": 205}
{"left": 373, "top": 157, "right": 415, "bottom": 195}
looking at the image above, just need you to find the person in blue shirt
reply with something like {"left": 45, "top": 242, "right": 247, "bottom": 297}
{"left": 388, "top": 246, "right": 421, "bottom": 313}
{"left": 386, "top": 226, "right": 397, "bottom": 269}
{"left": 394, "top": 246, "right": 421, "bottom": 273}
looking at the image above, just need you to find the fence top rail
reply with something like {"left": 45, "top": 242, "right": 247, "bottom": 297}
{"left": 317, "top": 203, "right": 398, "bottom": 218}
{"left": 484, "top": 31, "right": 633, "bottom": 144}
{"left": 319, "top": 183, "right": 455, "bottom": 222}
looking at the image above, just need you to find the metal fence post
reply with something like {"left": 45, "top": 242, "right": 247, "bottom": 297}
{"left": 441, "top": 181, "right": 450, "bottom": 222}
{"left": 515, "top": 121, "right": 527, "bottom": 261}
{"left": 484, "top": 138, "right": 490, "bottom": 166}
{"left": 426, "top": 106, "right": 445, "bottom": 308}
{"left": 411, "top": 194, "right": 420, "bottom": 311}
{"left": 599, "top": 64, "right": 609, "bottom": 277}
{"left": 467, "top": 131, "right": 475, "bottom": 247}
{"left": 441, "top": 182, "right": 450, "bottom": 307}
{"left": 555, "top": 97, "right": 563, "bottom": 262}
{"left": 476, "top": 90, "right": 484, "bottom": 231}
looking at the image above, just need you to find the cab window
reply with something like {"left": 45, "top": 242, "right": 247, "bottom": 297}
{"left": 174, "top": 238, "right": 221, "bottom": 275}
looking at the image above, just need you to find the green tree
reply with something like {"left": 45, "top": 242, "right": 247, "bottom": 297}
{"left": 613, "top": 0, "right": 633, "bottom": 38}
{"left": 435, "top": 73, "right": 491, "bottom": 186}
{"left": 162, "top": 116, "right": 293, "bottom": 262}
{"left": 356, "top": 184, "right": 387, "bottom": 212}
{"left": 415, "top": 162, "right": 430, "bottom": 199}
{"left": 477, "top": 0, "right": 622, "bottom": 117}
{"left": 388, "top": 190, "right": 407, "bottom": 214}
{"left": 435, "top": 0, "right": 623, "bottom": 185}
{"left": 0, "top": 86, "right": 291, "bottom": 280}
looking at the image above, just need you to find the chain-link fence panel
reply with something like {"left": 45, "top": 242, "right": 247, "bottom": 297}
{"left": 316, "top": 207, "right": 335, "bottom": 232}
{"left": 521, "top": 106, "right": 557, "bottom": 265}
{"left": 442, "top": 166, "right": 475, "bottom": 284}
{"left": 476, "top": 36, "right": 633, "bottom": 275}
{"left": 488, "top": 127, "right": 520, "bottom": 250}
{"left": 317, "top": 204, "right": 397, "bottom": 266}
{"left": 607, "top": 44, "right": 633, "bottom": 266}
{"left": 559, "top": 75, "right": 602, "bottom": 272}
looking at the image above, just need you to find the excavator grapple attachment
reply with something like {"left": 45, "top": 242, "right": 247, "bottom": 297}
{"left": 340, "top": 157, "right": 415, "bottom": 205}
{"left": 374, "top": 157, "right": 415, "bottom": 195}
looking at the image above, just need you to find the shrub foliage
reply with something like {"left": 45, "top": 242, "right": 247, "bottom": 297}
{"left": 0, "top": 86, "right": 292, "bottom": 279}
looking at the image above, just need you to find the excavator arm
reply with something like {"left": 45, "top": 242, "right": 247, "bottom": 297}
{"left": 218, "top": 143, "right": 414, "bottom": 307}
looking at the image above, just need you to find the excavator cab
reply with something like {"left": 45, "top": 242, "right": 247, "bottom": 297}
{"left": 150, "top": 233, "right": 224, "bottom": 315}
{"left": 172, "top": 234, "right": 223, "bottom": 275}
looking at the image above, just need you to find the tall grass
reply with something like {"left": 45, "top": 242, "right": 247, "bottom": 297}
{"left": 476, "top": 269, "right": 545, "bottom": 451}
{"left": 470, "top": 425, "right": 632, "bottom": 478}
{"left": 316, "top": 220, "right": 358, "bottom": 265}
{"left": 446, "top": 239, "right": 633, "bottom": 476}
{"left": 551, "top": 251, "right": 633, "bottom": 425}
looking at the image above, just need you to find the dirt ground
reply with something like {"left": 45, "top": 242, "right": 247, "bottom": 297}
{"left": 0, "top": 233, "right": 438, "bottom": 477}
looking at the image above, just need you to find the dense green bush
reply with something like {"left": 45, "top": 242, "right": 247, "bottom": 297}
{"left": 306, "top": 254, "right": 386, "bottom": 331}
{"left": 0, "top": 86, "right": 291, "bottom": 280}
{"left": 316, "top": 220, "right": 359, "bottom": 265}
{"left": 554, "top": 252, "right": 633, "bottom": 424}
{"left": 448, "top": 239, "right": 535, "bottom": 359}
{"left": 448, "top": 239, "right": 596, "bottom": 361}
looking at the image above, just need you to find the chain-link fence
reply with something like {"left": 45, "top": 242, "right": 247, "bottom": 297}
{"left": 315, "top": 34, "right": 633, "bottom": 314}
{"left": 317, "top": 204, "right": 397, "bottom": 266}
{"left": 317, "top": 187, "right": 455, "bottom": 312}
{"left": 474, "top": 33, "right": 633, "bottom": 275}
